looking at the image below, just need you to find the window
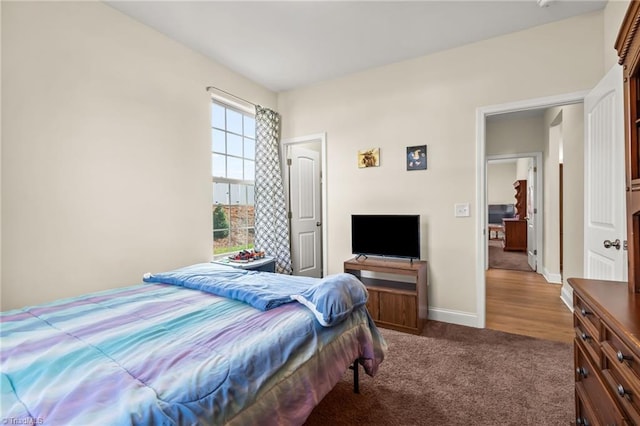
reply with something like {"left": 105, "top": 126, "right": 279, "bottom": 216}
{"left": 211, "top": 101, "right": 256, "bottom": 256}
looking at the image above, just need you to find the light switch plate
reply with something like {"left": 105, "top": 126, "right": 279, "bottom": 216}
{"left": 454, "top": 203, "right": 470, "bottom": 217}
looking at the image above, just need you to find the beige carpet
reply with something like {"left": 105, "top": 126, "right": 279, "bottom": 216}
{"left": 305, "top": 321, "right": 573, "bottom": 426}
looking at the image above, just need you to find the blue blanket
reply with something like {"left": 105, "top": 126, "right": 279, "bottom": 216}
{"left": 143, "top": 263, "right": 313, "bottom": 310}
{"left": 144, "top": 263, "right": 368, "bottom": 327}
{"left": 143, "top": 263, "right": 368, "bottom": 327}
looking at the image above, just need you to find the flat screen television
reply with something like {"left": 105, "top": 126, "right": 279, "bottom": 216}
{"left": 351, "top": 214, "right": 420, "bottom": 260}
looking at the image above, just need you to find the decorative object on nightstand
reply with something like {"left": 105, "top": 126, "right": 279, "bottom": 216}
{"left": 228, "top": 249, "right": 265, "bottom": 262}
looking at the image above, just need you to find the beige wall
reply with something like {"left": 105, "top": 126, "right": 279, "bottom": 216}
{"left": 1, "top": 2, "right": 276, "bottom": 310}
{"left": 486, "top": 114, "right": 545, "bottom": 156}
{"left": 539, "top": 104, "right": 584, "bottom": 285}
{"left": 515, "top": 158, "right": 531, "bottom": 181}
{"left": 487, "top": 162, "right": 517, "bottom": 205}
{"left": 1, "top": 2, "right": 623, "bottom": 320}
{"left": 557, "top": 105, "right": 585, "bottom": 293}
{"left": 278, "top": 12, "right": 603, "bottom": 318}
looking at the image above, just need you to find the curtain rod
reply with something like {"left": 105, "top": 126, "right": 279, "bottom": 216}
{"left": 206, "top": 86, "right": 256, "bottom": 108}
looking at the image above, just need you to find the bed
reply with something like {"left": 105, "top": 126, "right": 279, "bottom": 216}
{"left": 1, "top": 263, "right": 386, "bottom": 425}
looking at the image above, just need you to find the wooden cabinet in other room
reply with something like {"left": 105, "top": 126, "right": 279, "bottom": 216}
{"left": 513, "top": 179, "right": 527, "bottom": 219}
{"left": 502, "top": 218, "right": 527, "bottom": 252}
{"left": 502, "top": 179, "right": 527, "bottom": 252}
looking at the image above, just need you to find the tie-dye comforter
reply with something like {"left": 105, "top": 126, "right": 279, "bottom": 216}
{"left": 1, "top": 271, "right": 386, "bottom": 425}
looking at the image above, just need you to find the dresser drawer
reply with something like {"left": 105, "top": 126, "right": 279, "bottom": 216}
{"left": 603, "top": 362, "right": 640, "bottom": 425}
{"left": 575, "top": 318, "right": 602, "bottom": 368}
{"left": 575, "top": 385, "right": 597, "bottom": 426}
{"left": 603, "top": 325, "right": 640, "bottom": 385}
{"left": 575, "top": 294, "right": 602, "bottom": 335}
{"left": 575, "top": 342, "right": 627, "bottom": 425}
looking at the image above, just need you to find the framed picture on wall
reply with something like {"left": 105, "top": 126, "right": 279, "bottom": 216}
{"left": 406, "top": 145, "right": 427, "bottom": 170}
{"left": 358, "top": 148, "right": 380, "bottom": 168}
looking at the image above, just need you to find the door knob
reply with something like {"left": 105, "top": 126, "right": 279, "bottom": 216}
{"left": 603, "top": 239, "right": 621, "bottom": 250}
{"left": 316, "top": 222, "right": 322, "bottom": 227}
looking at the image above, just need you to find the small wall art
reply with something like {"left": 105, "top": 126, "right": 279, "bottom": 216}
{"left": 406, "top": 145, "right": 427, "bottom": 171}
{"left": 358, "top": 148, "right": 380, "bottom": 168}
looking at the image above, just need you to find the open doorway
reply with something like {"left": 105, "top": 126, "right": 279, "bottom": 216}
{"left": 486, "top": 155, "right": 541, "bottom": 274}
{"left": 481, "top": 106, "right": 579, "bottom": 342}
{"left": 475, "top": 91, "right": 587, "bottom": 329}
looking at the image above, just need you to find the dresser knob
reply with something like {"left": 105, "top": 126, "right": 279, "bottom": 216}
{"left": 617, "top": 350, "right": 633, "bottom": 363}
{"left": 618, "top": 384, "right": 631, "bottom": 398}
{"left": 576, "top": 367, "right": 588, "bottom": 378}
{"left": 580, "top": 308, "right": 591, "bottom": 316}
{"left": 581, "top": 332, "right": 590, "bottom": 341}
{"left": 576, "top": 417, "right": 589, "bottom": 426}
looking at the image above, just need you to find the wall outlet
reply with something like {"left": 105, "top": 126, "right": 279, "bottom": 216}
{"left": 454, "top": 203, "right": 470, "bottom": 217}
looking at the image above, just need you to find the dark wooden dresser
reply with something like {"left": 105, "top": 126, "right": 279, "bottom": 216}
{"left": 569, "top": 278, "right": 640, "bottom": 425}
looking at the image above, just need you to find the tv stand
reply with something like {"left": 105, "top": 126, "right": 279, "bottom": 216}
{"left": 344, "top": 257, "right": 427, "bottom": 335}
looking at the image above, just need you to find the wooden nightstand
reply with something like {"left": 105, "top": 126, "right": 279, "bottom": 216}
{"left": 212, "top": 256, "right": 276, "bottom": 273}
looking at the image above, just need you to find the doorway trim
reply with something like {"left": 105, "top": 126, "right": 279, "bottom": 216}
{"left": 475, "top": 91, "right": 588, "bottom": 328}
{"left": 281, "top": 132, "right": 328, "bottom": 277}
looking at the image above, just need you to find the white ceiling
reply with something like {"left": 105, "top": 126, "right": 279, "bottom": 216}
{"left": 105, "top": 1, "right": 607, "bottom": 92}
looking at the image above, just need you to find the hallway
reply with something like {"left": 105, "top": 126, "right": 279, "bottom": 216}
{"left": 486, "top": 268, "right": 573, "bottom": 343}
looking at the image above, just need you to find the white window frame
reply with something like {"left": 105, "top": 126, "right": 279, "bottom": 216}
{"left": 211, "top": 100, "right": 256, "bottom": 257}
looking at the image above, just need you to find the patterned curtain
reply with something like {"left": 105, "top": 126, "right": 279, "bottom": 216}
{"left": 254, "top": 106, "right": 293, "bottom": 274}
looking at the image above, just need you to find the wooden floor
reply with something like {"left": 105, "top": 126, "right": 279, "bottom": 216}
{"left": 486, "top": 268, "right": 574, "bottom": 343}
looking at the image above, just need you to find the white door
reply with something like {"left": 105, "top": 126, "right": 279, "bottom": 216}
{"left": 288, "top": 145, "right": 322, "bottom": 278}
{"left": 584, "top": 65, "right": 627, "bottom": 281}
{"left": 526, "top": 160, "right": 537, "bottom": 271}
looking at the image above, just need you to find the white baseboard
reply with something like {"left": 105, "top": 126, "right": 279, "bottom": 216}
{"left": 427, "top": 307, "right": 479, "bottom": 328}
{"left": 560, "top": 284, "right": 574, "bottom": 312}
{"left": 542, "top": 267, "right": 562, "bottom": 284}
